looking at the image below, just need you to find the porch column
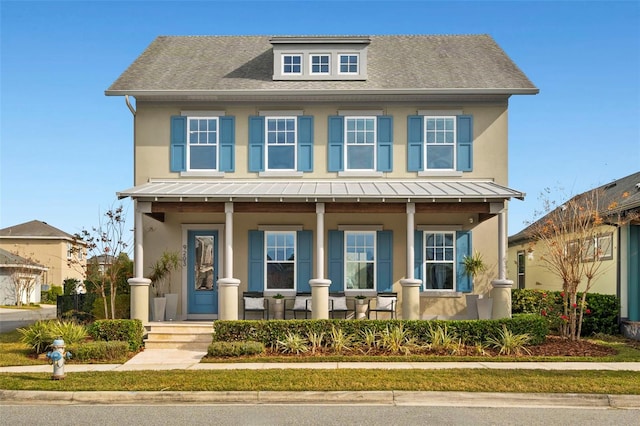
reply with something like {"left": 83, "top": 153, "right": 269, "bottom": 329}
{"left": 491, "top": 208, "right": 513, "bottom": 319}
{"left": 218, "top": 202, "right": 240, "bottom": 320}
{"left": 400, "top": 202, "right": 421, "bottom": 319}
{"left": 310, "top": 203, "right": 330, "bottom": 319}
{"left": 128, "top": 200, "right": 151, "bottom": 323}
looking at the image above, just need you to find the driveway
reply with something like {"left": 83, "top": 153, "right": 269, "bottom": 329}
{"left": 0, "top": 304, "right": 57, "bottom": 332}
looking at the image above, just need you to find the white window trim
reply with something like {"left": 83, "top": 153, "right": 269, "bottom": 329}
{"left": 309, "top": 53, "right": 331, "bottom": 75}
{"left": 338, "top": 53, "right": 359, "bottom": 75}
{"left": 282, "top": 53, "right": 303, "bottom": 75}
{"left": 343, "top": 230, "right": 377, "bottom": 293}
{"left": 344, "top": 116, "right": 376, "bottom": 172}
{"left": 424, "top": 115, "right": 456, "bottom": 172}
{"left": 265, "top": 116, "right": 297, "bottom": 172}
{"left": 186, "top": 116, "right": 219, "bottom": 172}
{"left": 422, "top": 229, "right": 457, "bottom": 293}
{"left": 264, "top": 230, "right": 297, "bottom": 291}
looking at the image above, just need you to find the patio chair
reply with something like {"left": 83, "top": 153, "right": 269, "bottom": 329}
{"left": 329, "top": 292, "right": 354, "bottom": 319}
{"left": 243, "top": 292, "right": 269, "bottom": 320}
{"left": 285, "top": 292, "right": 312, "bottom": 319}
{"left": 367, "top": 292, "right": 397, "bottom": 319}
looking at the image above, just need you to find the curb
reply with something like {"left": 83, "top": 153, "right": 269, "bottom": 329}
{"left": 2, "top": 390, "right": 639, "bottom": 408}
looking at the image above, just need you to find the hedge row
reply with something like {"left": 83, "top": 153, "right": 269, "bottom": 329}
{"left": 67, "top": 341, "right": 130, "bottom": 362}
{"left": 512, "top": 289, "right": 619, "bottom": 336}
{"left": 87, "top": 319, "right": 144, "bottom": 351}
{"left": 212, "top": 315, "right": 548, "bottom": 347}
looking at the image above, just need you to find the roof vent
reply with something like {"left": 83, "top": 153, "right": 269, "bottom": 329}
{"left": 635, "top": 182, "right": 640, "bottom": 190}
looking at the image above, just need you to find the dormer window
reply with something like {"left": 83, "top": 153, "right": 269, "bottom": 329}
{"left": 282, "top": 54, "right": 302, "bottom": 74}
{"left": 310, "top": 54, "right": 330, "bottom": 74}
{"left": 339, "top": 54, "right": 359, "bottom": 74}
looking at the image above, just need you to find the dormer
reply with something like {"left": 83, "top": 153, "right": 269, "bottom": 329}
{"left": 270, "top": 36, "right": 370, "bottom": 81}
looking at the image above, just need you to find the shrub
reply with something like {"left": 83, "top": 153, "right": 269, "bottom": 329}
{"left": 87, "top": 319, "right": 144, "bottom": 351}
{"left": 67, "top": 341, "right": 130, "bottom": 362}
{"left": 91, "top": 294, "right": 130, "bottom": 320}
{"left": 207, "top": 341, "right": 265, "bottom": 357}
{"left": 17, "top": 320, "right": 87, "bottom": 354}
{"left": 512, "top": 289, "right": 619, "bottom": 336}
{"left": 41, "top": 286, "right": 63, "bottom": 304}
{"left": 485, "top": 325, "right": 531, "bottom": 356}
{"left": 48, "top": 320, "right": 87, "bottom": 345}
{"left": 276, "top": 332, "right": 309, "bottom": 354}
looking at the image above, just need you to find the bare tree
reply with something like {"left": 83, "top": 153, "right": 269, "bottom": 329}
{"left": 527, "top": 188, "right": 637, "bottom": 340}
{"left": 72, "top": 205, "right": 130, "bottom": 319}
{"left": 5, "top": 250, "right": 45, "bottom": 306}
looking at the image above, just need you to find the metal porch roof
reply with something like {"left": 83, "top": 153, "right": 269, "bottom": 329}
{"left": 118, "top": 180, "right": 525, "bottom": 202}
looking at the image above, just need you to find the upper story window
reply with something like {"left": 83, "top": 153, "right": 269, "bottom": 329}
{"left": 265, "top": 117, "right": 296, "bottom": 170}
{"left": 265, "top": 231, "right": 296, "bottom": 290}
{"left": 282, "top": 54, "right": 302, "bottom": 74}
{"left": 310, "top": 54, "right": 330, "bottom": 74}
{"left": 339, "top": 54, "right": 359, "bottom": 74}
{"left": 345, "top": 117, "right": 376, "bottom": 170}
{"left": 170, "top": 114, "right": 235, "bottom": 174}
{"left": 425, "top": 116, "right": 456, "bottom": 170}
{"left": 407, "top": 113, "right": 473, "bottom": 174}
{"left": 188, "top": 117, "right": 218, "bottom": 171}
{"left": 66, "top": 243, "right": 73, "bottom": 260}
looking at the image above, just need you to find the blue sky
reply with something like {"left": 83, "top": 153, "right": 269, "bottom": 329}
{"left": 1, "top": 0, "right": 639, "bottom": 242}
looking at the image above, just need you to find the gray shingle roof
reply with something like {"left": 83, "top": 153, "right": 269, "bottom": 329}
{"left": 106, "top": 35, "right": 537, "bottom": 95}
{"left": 0, "top": 248, "right": 46, "bottom": 269}
{"left": 0, "top": 220, "right": 77, "bottom": 241}
{"left": 118, "top": 179, "right": 524, "bottom": 202}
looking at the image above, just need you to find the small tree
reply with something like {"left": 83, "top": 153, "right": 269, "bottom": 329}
{"left": 526, "top": 188, "right": 637, "bottom": 340}
{"left": 73, "top": 205, "right": 130, "bottom": 319}
{"left": 4, "top": 250, "right": 44, "bottom": 306}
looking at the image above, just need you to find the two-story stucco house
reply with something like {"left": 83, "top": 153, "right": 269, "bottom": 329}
{"left": 0, "top": 220, "right": 86, "bottom": 290}
{"left": 107, "top": 35, "right": 538, "bottom": 323}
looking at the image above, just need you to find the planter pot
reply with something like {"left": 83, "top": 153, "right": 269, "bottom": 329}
{"left": 477, "top": 297, "right": 493, "bottom": 320}
{"left": 272, "top": 299, "right": 284, "bottom": 319}
{"left": 153, "top": 297, "right": 166, "bottom": 322}
{"left": 355, "top": 299, "right": 368, "bottom": 319}
{"left": 164, "top": 293, "right": 178, "bottom": 321}
{"left": 465, "top": 295, "right": 479, "bottom": 320}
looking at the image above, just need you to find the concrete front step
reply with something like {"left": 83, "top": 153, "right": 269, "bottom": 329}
{"left": 144, "top": 321, "right": 213, "bottom": 351}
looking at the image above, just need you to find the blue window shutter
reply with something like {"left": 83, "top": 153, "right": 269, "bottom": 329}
{"left": 456, "top": 115, "right": 473, "bottom": 172}
{"left": 170, "top": 116, "right": 186, "bottom": 172}
{"left": 219, "top": 116, "right": 235, "bottom": 172}
{"left": 327, "top": 230, "right": 344, "bottom": 292}
{"left": 377, "top": 231, "right": 393, "bottom": 292}
{"left": 376, "top": 116, "right": 393, "bottom": 172}
{"left": 297, "top": 116, "right": 314, "bottom": 172}
{"left": 328, "top": 116, "right": 344, "bottom": 172}
{"left": 414, "top": 230, "right": 424, "bottom": 291}
{"left": 407, "top": 115, "right": 423, "bottom": 171}
{"left": 296, "top": 230, "right": 313, "bottom": 292}
{"left": 248, "top": 116, "right": 265, "bottom": 172}
{"left": 248, "top": 230, "right": 264, "bottom": 291}
{"left": 456, "top": 230, "right": 472, "bottom": 293}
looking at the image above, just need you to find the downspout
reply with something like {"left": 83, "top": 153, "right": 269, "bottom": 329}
{"left": 125, "top": 95, "right": 136, "bottom": 116}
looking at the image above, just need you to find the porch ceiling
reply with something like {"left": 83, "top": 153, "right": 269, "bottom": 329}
{"left": 118, "top": 179, "right": 525, "bottom": 203}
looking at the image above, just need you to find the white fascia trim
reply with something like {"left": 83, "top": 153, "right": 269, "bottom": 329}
{"left": 338, "top": 225, "right": 383, "bottom": 231}
{"left": 259, "top": 110, "right": 304, "bottom": 117}
{"left": 417, "top": 109, "right": 463, "bottom": 116}
{"left": 258, "top": 225, "right": 304, "bottom": 231}
{"left": 181, "top": 111, "right": 226, "bottom": 116}
{"left": 417, "top": 225, "right": 463, "bottom": 231}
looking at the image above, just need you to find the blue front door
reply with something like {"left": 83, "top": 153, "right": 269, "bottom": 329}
{"left": 187, "top": 230, "right": 218, "bottom": 315}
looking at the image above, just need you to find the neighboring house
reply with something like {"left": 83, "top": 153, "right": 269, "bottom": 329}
{"left": 87, "top": 254, "right": 117, "bottom": 274}
{"left": 106, "top": 34, "right": 538, "bottom": 322}
{"left": 507, "top": 171, "right": 640, "bottom": 337}
{"left": 0, "top": 220, "right": 87, "bottom": 288}
{"left": 0, "top": 248, "right": 47, "bottom": 305}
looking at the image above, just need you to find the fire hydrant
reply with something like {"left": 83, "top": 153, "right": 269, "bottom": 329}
{"left": 46, "top": 339, "right": 72, "bottom": 380}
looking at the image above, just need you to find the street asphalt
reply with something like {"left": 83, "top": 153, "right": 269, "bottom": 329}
{"left": 1, "top": 305, "right": 639, "bottom": 408}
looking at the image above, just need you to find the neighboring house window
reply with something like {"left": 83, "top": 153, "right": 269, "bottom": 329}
{"left": 265, "top": 231, "right": 296, "bottom": 290}
{"left": 283, "top": 54, "right": 302, "bottom": 74}
{"left": 423, "top": 231, "right": 455, "bottom": 290}
{"left": 248, "top": 116, "right": 314, "bottom": 173}
{"left": 414, "top": 230, "right": 472, "bottom": 293}
{"left": 339, "top": 54, "right": 359, "bottom": 74}
{"left": 327, "top": 115, "right": 393, "bottom": 172}
{"left": 66, "top": 243, "right": 72, "bottom": 260}
{"left": 425, "top": 116, "right": 456, "bottom": 170}
{"left": 265, "top": 117, "right": 296, "bottom": 170}
{"left": 407, "top": 115, "right": 473, "bottom": 172}
{"left": 170, "top": 115, "right": 235, "bottom": 173}
{"left": 345, "top": 117, "right": 376, "bottom": 170}
{"left": 345, "top": 231, "right": 376, "bottom": 290}
{"left": 327, "top": 230, "right": 393, "bottom": 294}
{"left": 577, "top": 233, "right": 614, "bottom": 262}
{"left": 187, "top": 117, "right": 218, "bottom": 170}
{"left": 310, "top": 54, "right": 330, "bottom": 74}
{"left": 248, "top": 230, "right": 313, "bottom": 293}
